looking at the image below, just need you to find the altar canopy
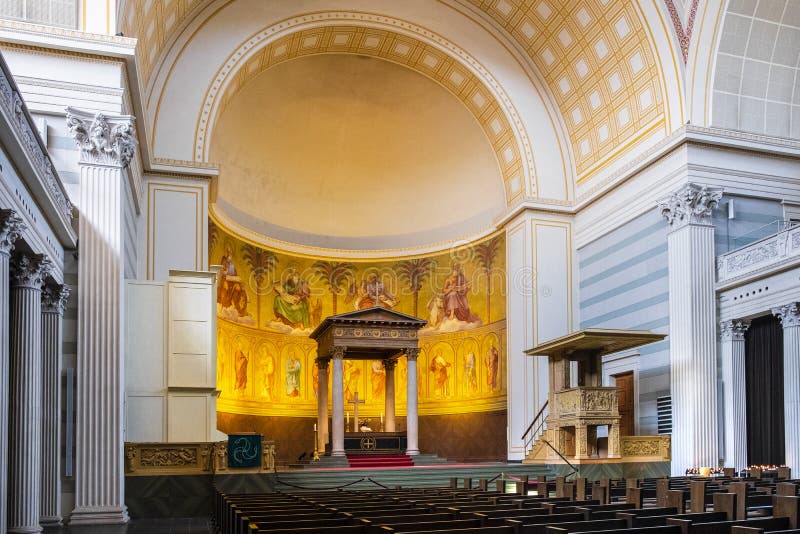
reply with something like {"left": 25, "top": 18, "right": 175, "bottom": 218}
{"left": 310, "top": 307, "right": 427, "bottom": 456}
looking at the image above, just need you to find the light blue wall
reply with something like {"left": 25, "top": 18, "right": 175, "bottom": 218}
{"left": 578, "top": 208, "right": 670, "bottom": 435}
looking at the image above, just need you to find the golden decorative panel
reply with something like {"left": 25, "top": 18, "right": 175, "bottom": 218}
{"left": 123, "top": 440, "right": 277, "bottom": 476}
{"left": 211, "top": 220, "right": 508, "bottom": 418}
{"left": 469, "top": 0, "right": 666, "bottom": 180}
{"left": 201, "top": 23, "right": 530, "bottom": 201}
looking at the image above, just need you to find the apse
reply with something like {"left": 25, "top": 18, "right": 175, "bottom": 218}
{"left": 210, "top": 53, "right": 506, "bottom": 250}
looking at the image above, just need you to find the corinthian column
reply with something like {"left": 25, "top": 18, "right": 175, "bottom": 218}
{"left": 658, "top": 183, "right": 722, "bottom": 474}
{"left": 384, "top": 359, "right": 396, "bottom": 432}
{"left": 40, "top": 285, "right": 70, "bottom": 526}
{"left": 406, "top": 349, "right": 420, "bottom": 456}
{"left": 8, "top": 253, "right": 51, "bottom": 534}
{"left": 720, "top": 319, "right": 750, "bottom": 471}
{"left": 316, "top": 357, "right": 329, "bottom": 453}
{"left": 773, "top": 303, "right": 800, "bottom": 470}
{"left": 331, "top": 347, "right": 345, "bottom": 457}
{"left": 66, "top": 107, "right": 136, "bottom": 525}
{"left": 0, "top": 210, "right": 26, "bottom": 534}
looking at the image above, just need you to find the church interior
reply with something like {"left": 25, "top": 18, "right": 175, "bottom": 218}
{"left": 1, "top": 0, "right": 800, "bottom": 532}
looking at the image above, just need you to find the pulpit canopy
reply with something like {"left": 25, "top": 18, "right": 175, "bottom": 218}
{"left": 310, "top": 306, "right": 427, "bottom": 360}
{"left": 525, "top": 328, "right": 666, "bottom": 360}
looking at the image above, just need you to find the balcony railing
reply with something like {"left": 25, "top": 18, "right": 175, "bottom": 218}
{"left": 717, "top": 222, "right": 800, "bottom": 283}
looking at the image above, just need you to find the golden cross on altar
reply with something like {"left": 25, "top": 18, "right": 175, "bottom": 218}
{"left": 348, "top": 392, "right": 366, "bottom": 432}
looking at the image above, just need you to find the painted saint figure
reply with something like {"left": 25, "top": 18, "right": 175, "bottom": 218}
{"left": 286, "top": 350, "right": 301, "bottom": 397}
{"left": 234, "top": 345, "right": 248, "bottom": 392}
{"left": 442, "top": 263, "right": 475, "bottom": 322}
{"left": 465, "top": 351, "right": 478, "bottom": 394}
{"left": 356, "top": 273, "right": 397, "bottom": 309}
{"left": 261, "top": 347, "right": 275, "bottom": 401}
{"left": 371, "top": 360, "right": 386, "bottom": 398}
{"left": 273, "top": 269, "right": 311, "bottom": 329}
{"left": 429, "top": 350, "right": 451, "bottom": 398}
{"left": 485, "top": 343, "right": 499, "bottom": 390}
{"left": 218, "top": 245, "right": 249, "bottom": 317}
{"left": 343, "top": 360, "right": 361, "bottom": 402}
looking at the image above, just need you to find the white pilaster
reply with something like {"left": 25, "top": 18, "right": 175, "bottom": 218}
{"left": 40, "top": 285, "right": 69, "bottom": 526}
{"left": 0, "top": 210, "right": 26, "bottom": 534}
{"left": 719, "top": 319, "right": 750, "bottom": 471}
{"left": 384, "top": 359, "right": 396, "bottom": 433}
{"left": 406, "top": 349, "right": 420, "bottom": 456}
{"left": 658, "top": 183, "right": 722, "bottom": 474}
{"left": 8, "top": 253, "right": 51, "bottom": 534}
{"left": 773, "top": 303, "right": 800, "bottom": 470}
{"left": 316, "top": 358, "right": 329, "bottom": 453}
{"left": 66, "top": 107, "right": 136, "bottom": 525}
{"left": 331, "top": 348, "right": 345, "bottom": 457}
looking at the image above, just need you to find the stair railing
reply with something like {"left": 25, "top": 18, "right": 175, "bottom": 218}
{"left": 521, "top": 400, "right": 549, "bottom": 455}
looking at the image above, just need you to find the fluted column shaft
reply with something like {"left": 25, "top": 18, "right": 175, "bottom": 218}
{"left": 773, "top": 303, "right": 800, "bottom": 469}
{"left": 659, "top": 184, "right": 722, "bottom": 474}
{"left": 316, "top": 358, "right": 329, "bottom": 453}
{"left": 9, "top": 253, "right": 51, "bottom": 534}
{"left": 331, "top": 349, "right": 345, "bottom": 457}
{"left": 406, "top": 349, "right": 420, "bottom": 455}
{"left": 0, "top": 210, "right": 26, "bottom": 534}
{"left": 40, "top": 286, "right": 69, "bottom": 526}
{"left": 384, "top": 360, "right": 396, "bottom": 433}
{"left": 66, "top": 108, "right": 136, "bottom": 525}
{"left": 720, "top": 320, "right": 749, "bottom": 471}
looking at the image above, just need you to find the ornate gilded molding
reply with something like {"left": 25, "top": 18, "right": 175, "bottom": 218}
{"left": 0, "top": 68, "right": 73, "bottom": 223}
{"left": 124, "top": 440, "right": 276, "bottom": 476}
{"left": 0, "top": 209, "right": 26, "bottom": 256}
{"left": 720, "top": 319, "right": 750, "bottom": 341}
{"left": 658, "top": 183, "right": 722, "bottom": 229}
{"left": 65, "top": 107, "right": 137, "bottom": 168}
{"left": 41, "top": 284, "right": 70, "bottom": 315}
{"left": 774, "top": 303, "right": 800, "bottom": 329}
{"left": 620, "top": 435, "right": 671, "bottom": 461}
{"left": 10, "top": 253, "right": 51, "bottom": 289}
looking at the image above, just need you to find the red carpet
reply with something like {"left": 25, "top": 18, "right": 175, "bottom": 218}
{"left": 346, "top": 454, "right": 414, "bottom": 468}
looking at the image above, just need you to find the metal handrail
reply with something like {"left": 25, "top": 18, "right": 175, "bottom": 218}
{"left": 521, "top": 400, "right": 549, "bottom": 440}
{"left": 521, "top": 401, "right": 550, "bottom": 456}
{"left": 541, "top": 439, "right": 579, "bottom": 480}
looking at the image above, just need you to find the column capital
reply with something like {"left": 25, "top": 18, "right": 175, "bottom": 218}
{"left": 720, "top": 319, "right": 750, "bottom": 341}
{"left": 774, "top": 303, "right": 800, "bottom": 328}
{"left": 10, "top": 253, "right": 51, "bottom": 289}
{"left": 331, "top": 346, "right": 346, "bottom": 360}
{"left": 315, "top": 357, "right": 330, "bottom": 370}
{"left": 66, "top": 107, "right": 137, "bottom": 168}
{"left": 0, "top": 209, "right": 26, "bottom": 256}
{"left": 657, "top": 183, "right": 722, "bottom": 229}
{"left": 383, "top": 359, "right": 397, "bottom": 372}
{"left": 42, "top": 284, "right": 71, "bottom": 315}
{"left": 405, "top": 348, "right": 420, "bottom": 362}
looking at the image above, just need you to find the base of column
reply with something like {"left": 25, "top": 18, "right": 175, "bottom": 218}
{"left": 8, "top": 527, "right": 42, "bottom": 534}
{"left": 39, "top": 516, "right": 62, "bottom": 527}
{"left": 406, "top": 448, "right": 420, "bottom": 456}
{"left": 69, "top": 506, "right": 130, "bottom": 525}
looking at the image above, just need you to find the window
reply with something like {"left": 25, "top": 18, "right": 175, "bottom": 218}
{"left": 0, "top": 0, "right": 78, "bottom": 29}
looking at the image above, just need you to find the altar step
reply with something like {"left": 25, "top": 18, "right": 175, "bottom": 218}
{"left": 347, "top": 454, "right": 414, "bottom": 468}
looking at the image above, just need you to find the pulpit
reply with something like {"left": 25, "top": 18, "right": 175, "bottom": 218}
{"left": 526, "top": 329, "right": 665, "bottom": 462}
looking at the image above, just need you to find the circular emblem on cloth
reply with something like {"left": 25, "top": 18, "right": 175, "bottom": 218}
{"left": 360, "top": 437, "right": 377, "bottom": 450}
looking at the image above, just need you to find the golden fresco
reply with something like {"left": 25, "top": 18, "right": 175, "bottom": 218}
{"left": 211, "top": 221, "right": 507, "bottom": 416}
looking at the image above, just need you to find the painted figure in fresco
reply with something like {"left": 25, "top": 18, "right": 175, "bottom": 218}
{"left": 486, "top": 343, "right": 499, "bottom": 390}
{"left": 343, "top": 360, "right": 361, "bottom": 402}
{"left": 286, "top": 350, "right": 302, "bottom": 397}
{"left": 371, "top": 360, "right": 386, "bottom": 398}
{"left": 312, "top": 362, "right": 319, "bottom": 399}
{"left": 426, "top": 295, "right": 445, "bottom": 328}
{"left": 311, "top": 298, "right": 323, "bottom": 328}
{"left": 429, "top": 350, "right": 452, "bottom": 398}
{"left": 218, "top": 245, "right": 249, "bottom": 317}
{"left": 234, "top": 344, "right": 249, "bottom": 392}
{"left": 260, "top": 347, "right": 275, "bottom": 401}
{"left": 442, "top": 263, "right": 475, "bottom": 322}
{"left": 273, "top": 269, "right": 311, "bottom": 329}
{"left": 356, "top": 273, "right": 397, "bottom": 309}
{"left": 465, "top": 351, "right": 478, "bottom": 394}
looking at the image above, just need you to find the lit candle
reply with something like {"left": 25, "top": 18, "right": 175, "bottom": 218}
{"left": 380, "top": 412, "right": 383, "bottom": 425}
{"left": 347, "top": 411, "right": 350, "bottom": 425}
{"left": 314, "top": 423, "right": 317, "bottom": 431}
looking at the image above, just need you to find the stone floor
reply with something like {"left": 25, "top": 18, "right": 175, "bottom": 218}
{"left": 42, "top": 517, "right": 213, "bottom": 533}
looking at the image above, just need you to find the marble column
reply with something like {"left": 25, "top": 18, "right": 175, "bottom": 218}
{"left": 316, "top": 358, "right": 329, "bottom": 453}
{"left": 384, "top": 359, "right": 396, "bottom": 432}
{"left": 406, "top": 348, "right": 420, "bottom": 456}
{"left": 66, "top": 108, "right": 136, "bottom": 525}
{"left": 0, "top": 210, "right": 26, "bottom": 534}
{"left": 658, "top": 183, "right": 722, "bottom": 474}
{"left": 8, "top": 253, "right": 51, "bottom": 534}
{"left": 40, "top": 285, "right": 70, "bottom": 526}
{"left": 720, "top": 319, "right": 750, "bottom": 471}
{"left": 773, "top": 303, "right": 800, "bottom": 470}
{"left": 331, "top": 348, "right": 345, "bottom": 457}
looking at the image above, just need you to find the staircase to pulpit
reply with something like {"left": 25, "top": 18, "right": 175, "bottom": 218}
{"left": 521, "top": 329, "right": 665, "bottom": 465}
